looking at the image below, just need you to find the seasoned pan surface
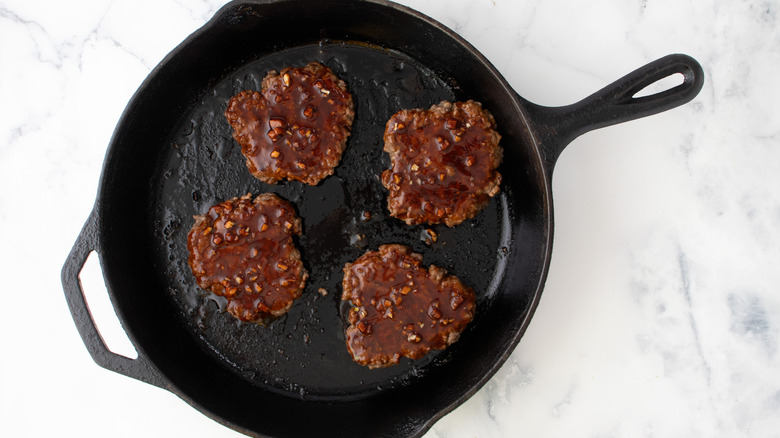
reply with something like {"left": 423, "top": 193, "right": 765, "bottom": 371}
{"left": 153, "top": 42, "right": 514, "bottom": 399}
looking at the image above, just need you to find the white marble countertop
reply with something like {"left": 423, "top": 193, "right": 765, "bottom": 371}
{"left": 2, "top": 0, "right": 779, "bottom": 437}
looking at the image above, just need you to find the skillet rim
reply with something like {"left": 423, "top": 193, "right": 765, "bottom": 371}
{"left": 88, "top": 0, "right": 556, "bottom": 435}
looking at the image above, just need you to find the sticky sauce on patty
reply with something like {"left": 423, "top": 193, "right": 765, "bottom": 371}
{"left": 342, "top": 244, "right": 476, "bottom": 368}
{"left": 187, "top": 193, "right": 307, "bottom": 323}
{"left": 225, "top": 62, "right": 354, "bottom": 185}
{"left": 381, "top": 100, "right": 502, "bottom": 227}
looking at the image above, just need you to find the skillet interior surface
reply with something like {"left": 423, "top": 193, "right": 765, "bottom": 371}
{"left": 94, "top": 0, "right": 551, "bottom": 435}
{"left": 154, "top": 42, "right": 512, "bottom": 398}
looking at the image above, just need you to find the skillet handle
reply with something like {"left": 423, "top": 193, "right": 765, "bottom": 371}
{"left": 520, "top": 53, "right": 704, "bottom": 171}
{"left": 61, "top": 209, "right": 166, "bottom": 389}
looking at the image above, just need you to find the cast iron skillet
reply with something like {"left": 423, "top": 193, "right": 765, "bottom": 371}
{"left": 62, "top": 0, "right": 704, "bottom": 436}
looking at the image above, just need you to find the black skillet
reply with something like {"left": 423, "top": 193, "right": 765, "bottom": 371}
{"left": 61, "top": 0, "right": 704, "bottom": 436}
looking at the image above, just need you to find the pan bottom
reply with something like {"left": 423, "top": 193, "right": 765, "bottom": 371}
{"left": 151, "top": 41, "right": 510, "bottom": 400}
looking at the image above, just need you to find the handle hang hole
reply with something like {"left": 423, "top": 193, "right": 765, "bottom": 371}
{"left": 79, "top": 251, "right": 138, "bottom": 360}
{"left": 633, "top": 72, "right": 685, "bottom": 98}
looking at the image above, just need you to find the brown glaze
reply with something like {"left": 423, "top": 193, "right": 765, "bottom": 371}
{"left": 225, "top": 62, "right": 354, "bottom": 185}
{"left": 187, "top": 193, "right": 307, "bottom": 323}
{"left": 341, "top": 244, "right": 476, "bottom": 368}
{"left": 381, "top": 100, "right": 502, "bottom": 227}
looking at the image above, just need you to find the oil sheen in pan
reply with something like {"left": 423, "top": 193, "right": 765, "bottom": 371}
{"left": 152, "top": 41, "right": 511, "bottom": 400}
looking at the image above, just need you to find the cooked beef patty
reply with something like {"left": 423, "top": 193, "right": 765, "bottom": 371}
{"left": 225, "top": 62, "right": 354, "bottom": 185}
{"left": 341, "top": 244, "right": 476, "bottom": 368}
{"left": 381, "top": 100, "right": 502, "bottom": 227}
{"left": 187, "top": 193, "right": 307, "bottom": 323}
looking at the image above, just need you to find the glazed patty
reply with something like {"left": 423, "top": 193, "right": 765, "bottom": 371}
{"left": 225, "top": 62, "right": 354, "bottom": 185}
{"left": 381, "top": 100, "right": 502, "bottom": 227}
{"left": 187, "top": 193, "right": 307, "bottom": 323}
{"left": 341, "top": 244, "right": 476, "bottom": 369}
